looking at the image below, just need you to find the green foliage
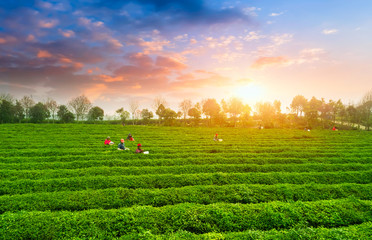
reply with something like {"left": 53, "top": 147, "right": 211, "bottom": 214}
{"left": 0, "top": 100, "right": 15, "bottom": 123}
{"left": 29, "top": 102, "right": 50, "bottom": 123}
{"left": 203, "top": 99, "right": 221, "bottom": 120}
{"left": 141, "top": 109, "right": 154, "bottom": 123}
{"left": 57, "top": 105, "right": 75, "bottom": 123}
{"left": 88, "top": 106, "right": 104, "bottom": 121}
{"left": 116, "top": 107, "right": 130, "bottom": 124}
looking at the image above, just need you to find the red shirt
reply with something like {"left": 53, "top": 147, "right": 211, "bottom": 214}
{"left": 104, "top": 139, "right": 111, "bottom": 145}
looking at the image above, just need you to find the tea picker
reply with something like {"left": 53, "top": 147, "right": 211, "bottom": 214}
{"left": 135, "top": 143, "right": 149, "bottom": 154}
{"left": 104, "top": 136, "right": 114, "bottom": 145}
{"left": 118, "top": 139, "right": 130, "bottom": 151}
{"left": 214, "top": 133, "right": 223, "bottom": 142}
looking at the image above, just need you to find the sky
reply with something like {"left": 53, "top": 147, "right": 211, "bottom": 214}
{"left": 0, "top": 0, "right": 371, "bottom": 115}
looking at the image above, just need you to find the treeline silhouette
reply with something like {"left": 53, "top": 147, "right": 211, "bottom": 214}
{"left": 0, "top": 91, "right": 371, "bottom": 130}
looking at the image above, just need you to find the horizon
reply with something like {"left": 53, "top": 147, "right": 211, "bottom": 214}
{"left": 1, "top": 0, "right": 371, "bottom": 115}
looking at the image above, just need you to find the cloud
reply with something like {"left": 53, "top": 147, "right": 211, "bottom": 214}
{"left": 172, "top": 71, "right": 229, "bottom": 89}
{"left": 37, "top": 50, "right": 52, "bottom": 58}
{"left": 251, "top": 56, "right": 289, "bottom": 69}
{"left": 96, "top": 74, "right": 125, "bottom": 83}
{"left": 126, "top": 31, "right": 170, "bottom": 54}
{"left": 126, "top": 52, "right": 154, "bottom": 68}
{"left": 243, "top": 31, "right": 265, "bottom": 41}
{"left": 270, "top": 12, "right": 283, "bottom": 17}
{"left": 237, "top": 78, "right": 253, "bottom": 84}
{"left": 59, "top": 29, "right": 75, "bottom": 38}
{"left": 243, "top": 7, "right": 261, "bottom": 17}
{"left": 39, "top": 19, "right": 58, "bottom": 28}
{"left": 155, "top": 56, "right": 186, "bottom": 70}
{"left": 84, "top": 83, "right": 108, "bottom": 101}
{"left": 271, "top": 33, "right": 293, "bottom": 45}
{"left": 190, "top": 38, "right": 197, "bottom": 44}
{"left": 0, "top": 35, "right": 17, "bottom": 44}
{"left": 322, "top": 29, "right": 338, "bottom": 35}
{"left": 26, "top": 34, "right": 36, "bottom": 42}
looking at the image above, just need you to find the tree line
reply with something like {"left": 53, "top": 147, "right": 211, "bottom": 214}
{"left": 0, "top": 90, "right": 371, "bottom": 130}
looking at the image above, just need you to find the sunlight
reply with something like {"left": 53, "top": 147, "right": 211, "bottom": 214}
{"left": 232, "top": 83, "right": 265, "bottom": 103}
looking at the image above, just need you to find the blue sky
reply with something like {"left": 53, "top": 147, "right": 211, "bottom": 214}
{"left": 0, "top": 0, "right": 371, "bottom": 114}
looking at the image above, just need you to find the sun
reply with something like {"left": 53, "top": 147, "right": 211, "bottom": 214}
{"left": 232, "top": 83, "right": 265, "bottom": 103}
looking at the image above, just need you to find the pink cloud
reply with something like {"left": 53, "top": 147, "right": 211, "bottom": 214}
{"left": 37, "top": 50, "right": 52, "bottom": 58}
{"left": 127, "top": 53, "right": 153, "bottom": 67}
{"left": 156, "top": 56, "right": 186, "bottom": 70}
{"left": 26, "top": 34, "right": 36, "bottom": 42}
{"left": 0, "top": 35, "right": 17, "bottom": 44}
{"left": 84, "top": 83, "right": 107, "bottom": 101}
{"left": 172, "top": 71, "right": 229, "bottom": 89}
{"left": 251, "top": 56, "right": 288, "bottom": 69}
{"left": 59, "top": 29, "right": 75, "bottom": 38}
{"left": 96, "top": 74, "right": 125, "bottom": 82}
{"left": 39, "top": 19, "right": 58, "bottom": 28}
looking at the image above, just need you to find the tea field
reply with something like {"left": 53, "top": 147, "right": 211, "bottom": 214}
{"left": 0, "top": 124, "right": 371, "bottom": 239}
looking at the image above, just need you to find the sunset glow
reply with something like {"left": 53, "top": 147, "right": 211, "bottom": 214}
{"left": 233, "top": 84, "right": 266, "bottom": 104}
{"left": 0, "top": 0, "right": 371, "bottom": 114}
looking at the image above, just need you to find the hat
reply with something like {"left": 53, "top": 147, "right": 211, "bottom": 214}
{"left": 121, "top": 139, "right": 124, "bottom": 142}
{"left": 137, "top": 143, "right": 142, "bottom": 147}
{"left": 107, "top": 136, "right": 110, "bottom": 139}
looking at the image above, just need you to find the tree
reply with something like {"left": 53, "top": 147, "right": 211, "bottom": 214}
{"left": 156, "top": 104, "right": 166, "bottom": 122}
{"left": 240, "top": 104, "right": 253, "bottom": 127}
{"left": 68, "top": 95, "right": 92, "bottom": 121}
{"left": 346, "top": 105, "right": 357, "bottom": 127}
{"left": 57, "top": 105, "right": 75, "bottom": 123}
{"left": 361, "top": 89, "right": 372, "bottom": 130}
{"left": 188, "top": 107, "right": 201, "bottom": 119}
{"left": 177, "top": 111, "right": 182, "bottom": 119}
{"left": 45, "top": 98, "right": 58, "bottom": 123}
{"left": 290, "top": 95, "right": 307, "bottom": 116}
{"left": 116, "top": 108, "right": 130, "bottom": 125}
{"left": 220, "top": 99, "right": 228, "bottom": 114}
{"left": 179, "top": 99, "right": 192, "bottom": 120}
{"left": 29, "top": 102, "right": 50, "bottom": 123}
{"left": 20, "top": 95, "right": 35, "bottom": 119}
{"left": 228, "top": 97, "right": 244, "bottom": 126}
{"left": 255, "top": 102, "right": 275, "bottom": 128}
{"left": 14, "top": 100, "right": 24, "bottom": 123}
{"left": 0, "top": 93, "right": 14, "bottom": 103}
{"left": 152, "top": 96, "right": 167, "bottom": 112}
{"left": 129, "top": 99, "right": 140, "bottom": 124}
{"left": 273, "top": 100, "right": 281, "bottom": 114}
{"left": 304, "top": 96, "right": 322, "bottom": 128}
{"left": 163, "top": 108, "right": 177, "bottom": 126}
{"left": 329, "top": 99, "right": 344, "bottom": 123}
{"left": 141, "top": 109, "right": 153, "bottom": 124}
{"left": 0, "top": 100, "right": 15, "bottom": 123}
{"left": 88, "top": 106, "right": 104, "bottom": 121}
{"left": 202, "top": 98, "right": 221, "bottom": 120}
{"left": 319, "top": 98, "right": 333, "bottom": 128}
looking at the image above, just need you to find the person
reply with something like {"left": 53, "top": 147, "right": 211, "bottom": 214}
{"left": 332, "top": 126, "right": 338, "bottom": 131}
{"left": 213, "top": 133, "right": 219, "bottom": 141}
{"left": 126, "top": 133, "right": 135, "bottom": 141}
{"left": 135, "top": 143, "right": 144, "bottom": 153}
{"left": 104, "top": 137, "right": 113, "bottom": 145}
{"left": 118, "top": 139, "right": 125, "bottom": 150}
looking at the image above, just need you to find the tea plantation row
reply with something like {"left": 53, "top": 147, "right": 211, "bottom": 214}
{"left": 0, "top": 124, "right": 371, "bottom": 239}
